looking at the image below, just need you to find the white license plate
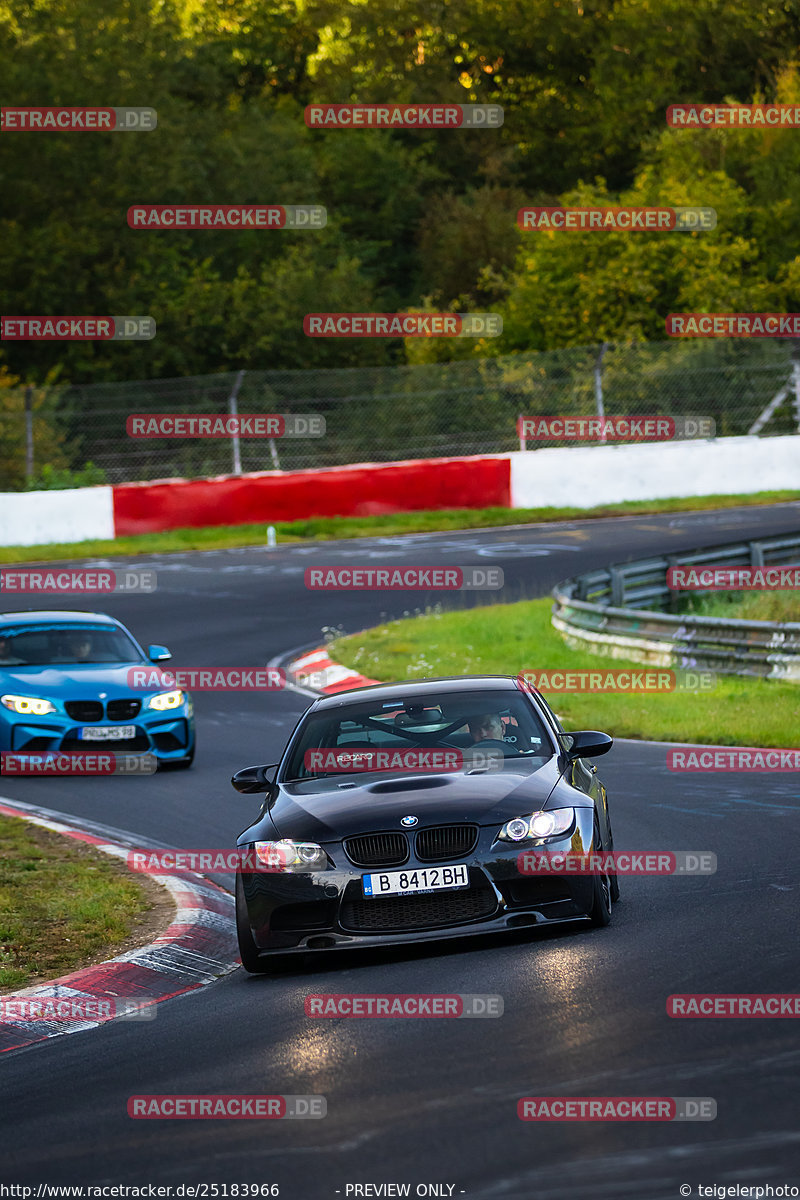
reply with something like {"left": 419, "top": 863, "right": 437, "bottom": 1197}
{"left": 80, "top": 725, "right": 136, "bottom": 741}
{"left": 362, "top": 863, "right": 469, "bottom": 897}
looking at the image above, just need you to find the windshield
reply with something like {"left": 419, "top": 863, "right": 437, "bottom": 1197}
{"left": 0, "top": 622, "right": 141, "bottom": 666}
{"left": 283, "top": 689, "right": 553, "bottom": 781}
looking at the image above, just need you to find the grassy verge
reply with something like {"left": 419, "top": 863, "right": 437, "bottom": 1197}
{"left": 680, "top": 591, "right": 799, "bottom": 622}
{"left": 331, "top": 598, "right": 800, "bottom": 747}
{"left": 0, "top": 815, "right": 164, "bottom": 990}
{"left": 1, "top": 489, "right": 798, "bottom": 563}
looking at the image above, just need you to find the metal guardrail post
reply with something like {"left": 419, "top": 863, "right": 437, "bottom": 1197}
{"left": 24, "top": 385, "right": 34, "bottom": 482}
{"left": 228, "top": 369, "right": 245, "bottom": 475}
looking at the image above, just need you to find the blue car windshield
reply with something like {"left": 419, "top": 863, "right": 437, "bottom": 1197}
{"left": 0, "top": 623, "right": 140, "bottom": 666}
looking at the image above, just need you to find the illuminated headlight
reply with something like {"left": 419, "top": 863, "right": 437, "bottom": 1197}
{"left": 503, "top": 818, "right": 531, "bottom": 842}
{"left": 253, "top": 839, "right": 329, "bottom": 872}
{"left": 498, "top": 808, "right": 575, "bottom": 842}
{"left": 146, "top": 689, "right": 185, "bottom": 711}
{"left": 1, "top": 694, "right": 57, "bottom": 716}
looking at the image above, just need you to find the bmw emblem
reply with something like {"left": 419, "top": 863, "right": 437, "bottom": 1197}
{"left": 400, "top": 815, "right": 418, "bottom": 827}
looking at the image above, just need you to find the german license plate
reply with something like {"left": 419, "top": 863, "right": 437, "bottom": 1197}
{"left": 363, "top": 863, "right": 469, "bottom": 897}
{"left": 80, "top": 725, "right": 136, "bottom": 741}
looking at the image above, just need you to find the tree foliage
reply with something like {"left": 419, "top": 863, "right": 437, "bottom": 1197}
{"left": 2, "top": 0, "right": 800, "bottom": 384}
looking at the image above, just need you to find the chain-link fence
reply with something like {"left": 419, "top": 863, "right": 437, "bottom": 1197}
{"left": 2, "top": 339, "right": 799, "bottom": 489}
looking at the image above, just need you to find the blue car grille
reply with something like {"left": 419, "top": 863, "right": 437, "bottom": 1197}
{"left": 63, "top": 699, "right": 142, "bottom": 722}
{"left": 64, "top": 701, "right": 104, "bottom": 722}
{"left": 107, "top": 699, "right": 141, "bottom": 720}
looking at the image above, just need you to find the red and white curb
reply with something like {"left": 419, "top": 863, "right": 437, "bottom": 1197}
{"left": 284, "top": 646, "right": 379, "bottom": 694}
{"left": 0, "top": 798, "right": 239, "bottom": 1054}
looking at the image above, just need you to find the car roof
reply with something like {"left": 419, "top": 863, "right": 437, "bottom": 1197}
{"left": 311, "top": 675, "right": 522, "bottom": 710}
{"left": 0, "top": 610, "right": 119, "bottom": 625}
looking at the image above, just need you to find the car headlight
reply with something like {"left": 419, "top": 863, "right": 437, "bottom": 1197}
{"left": 252, "top": 839, "right": 329, "bottom": 872}
{"left": 146, "top": 689, "right": 185, "bottom": 711}
{"left": 1, "top": 694, "right": 57, "bottom": 716}
{"left": 498, "top": 807, "right": 575, "bottom": 842}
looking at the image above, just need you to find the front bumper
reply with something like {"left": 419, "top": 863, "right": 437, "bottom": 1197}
{"left": 238, "top": 807, "right": 602, "bottom": 956}
{"left": 0, "top": 710, "right": 195, "bottom": 764}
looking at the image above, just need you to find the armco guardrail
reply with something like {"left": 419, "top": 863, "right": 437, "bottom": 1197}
{"left": 552, "top": 534, "right": 800, "bottom": 682}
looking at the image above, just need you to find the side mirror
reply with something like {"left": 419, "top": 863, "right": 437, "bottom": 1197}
{"left": 148, "top": 645, "right": 172, "bottom": 663}
{"left": 231, "top": 763, "right": 278, "bottom": 794}
{"left": 564, "top": 731, "right": 613, "bottom": 760}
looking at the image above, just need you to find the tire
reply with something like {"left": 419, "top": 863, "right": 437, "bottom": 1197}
{"left": 609, "top": 870, "right": 620, "bottom": 903}
{"left": 589, "top": 818, "right": 613, "bottom": 926}
{"left": 607, "top": 813, "right": 620, "bottom": 901}
{"left": 236, "top": 875, "right": 272, "bottom": 974}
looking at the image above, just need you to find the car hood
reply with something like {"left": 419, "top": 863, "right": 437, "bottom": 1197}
{"left": 0, "top": 662, "right": 158, "bottom": 699}
{"left": 270, "top": 757, "right": 582, "bottom": 841}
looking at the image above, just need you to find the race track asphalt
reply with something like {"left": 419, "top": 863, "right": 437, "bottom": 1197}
{"left": 1, "top": 502, "right": 799, "bottom": 1199}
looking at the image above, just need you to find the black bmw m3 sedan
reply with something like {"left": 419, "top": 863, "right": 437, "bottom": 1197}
{"left": 232, "top": 675, "right": 617, "bottom": 972}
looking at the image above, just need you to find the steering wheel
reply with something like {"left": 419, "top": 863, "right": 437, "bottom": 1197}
{"left": 469, "top": 738, "right": 509, "bottom": 749}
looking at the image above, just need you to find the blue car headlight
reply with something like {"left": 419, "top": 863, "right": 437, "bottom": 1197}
{"left": 498, "top": 807, "right": 575, "bottom": 842}
{"left": 146, "top": 689, "right": 185, "bottom": 712}
{"left": 1, "top": 694, "right": 57, "bottom": 717}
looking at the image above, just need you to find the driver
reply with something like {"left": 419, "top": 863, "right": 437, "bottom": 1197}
{"left": 467, "top": 713, "right": 505, "bottom": 744}
{"left": 68, "top": 633, "right": 93, "bottom": 661}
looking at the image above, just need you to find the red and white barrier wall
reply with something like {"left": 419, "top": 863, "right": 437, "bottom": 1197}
{"left": 509, "top": 435, "right": 799, "bottom": 509}
{"left": 1, "top": 436, "right": 797, "bottom": 546}
{"left": 112, "top": 454, "right": 511, "bottom": 536}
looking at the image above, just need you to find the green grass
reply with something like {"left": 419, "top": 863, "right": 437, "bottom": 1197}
{"left": 331, "top": 597, "right": 800, "bottom": 747}
{"left": 0, "top": 815, "right": 156, "bottom": 990}
{"left": 679, "top": 590, "right": 800, "bottom": 623}
{"left": 1, "top": 488, "right": 798, "bottom": 562}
